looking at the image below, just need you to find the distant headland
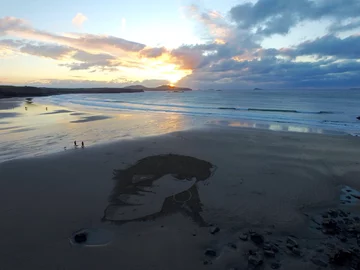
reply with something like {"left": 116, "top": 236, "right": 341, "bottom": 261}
{"left": 0, "top": 85, "right": 192, "bottom": 99}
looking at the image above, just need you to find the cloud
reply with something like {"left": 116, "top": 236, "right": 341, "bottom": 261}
{"left": 278, "top": 35, "right": 360, "bottom": 60}
{"left": 230, "top": 0, "right": 360, "bottom": 36}
{"left": 0, "top": 17, "right": 145, "bottom": 54}
{"left": 329, "top": 19, "right": 360, "bottom": 33}
{"left": 140, "top": 47, "right": 167, "bottom": 58}
{"left": 20, "top": 43, "right": 73, "bottom": 59}
{"left": 2, "top": 0, "right": 360, "bottom": 90}
{"left": 72, "top": 13, "right": 87, "bottom": 27}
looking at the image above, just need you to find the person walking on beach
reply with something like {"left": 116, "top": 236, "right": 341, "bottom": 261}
{"left": 81, "top": 141, "right": 85, "bottom": 148}
{"left": 74, "top": 141, "right": 78, "bottom": 147}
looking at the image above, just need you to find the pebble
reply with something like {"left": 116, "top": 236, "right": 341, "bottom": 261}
{"left": 74, "top": 232, "right": 87, "bottom": 243}
{"left": 204, "top": 249, "right": 217, "bottom": 257}
{"left": 339, "top": 210, "right": 348, "bottom": 218}
{"left": 239, "top": 233, "right": 248, "bottom": 241}
{"left": 210, "top": 227, "right": 220, "bottom": 235}
{"left": 291, "top": 247, "right": 301, "bottom": 256}
{"left": 330, "top": 249, "right": 353, "bottom": 265}
{"left": 228, "top": 243, "right": 237, "bottom": 250}
{"left": 287, "top": 237, "right": 298, "bottom": 247}
{"left": 328, "top": 209, "right": 339, "bottom": 218}
{"left": 264, "top": 250, "right": 276, "bottom": 257}
{"left": 248, "top": 253, "right": 263, "bottom": 267}
{"left": 250, "top": 232, "right": 264, "bottom": 245}
{"left": 263, "top": 243, "right": 271, "bottom": 249}
{"left": 338, "top": 235, "right": 347, "bottom": 242}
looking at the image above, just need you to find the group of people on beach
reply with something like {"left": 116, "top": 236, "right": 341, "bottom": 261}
{"left": 74, "top": 141, "right": 85, "bottom": 148}
{"left": 63, "top": 141, "right": 85, "bottom": 151}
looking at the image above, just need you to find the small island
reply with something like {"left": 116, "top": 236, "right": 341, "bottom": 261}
{"left": 0, "top": 84, "right": 192, "bottom": 99}
{"left": 253, "top": 88, "right": 263, "bottom": 90}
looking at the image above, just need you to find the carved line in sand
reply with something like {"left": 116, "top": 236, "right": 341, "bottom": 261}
{"left": 102, "top": 154, "right": 216, "bottom": 226}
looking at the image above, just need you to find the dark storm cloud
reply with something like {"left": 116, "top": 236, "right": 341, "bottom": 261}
{"left": 230, "top": 0, "right": 360, "bottom": 36}
{"left": 181, "top": 56, "right": 360, "bottom": 88}
{"left": 280, "top": 35, "right": 360, "bottom": 59}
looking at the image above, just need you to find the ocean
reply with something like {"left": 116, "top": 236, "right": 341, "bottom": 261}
{"left": 1, "top": 88, "right": 359, "bottom": 162}
{"left": 38, "top": 88, "right": 360, "bottom": 135}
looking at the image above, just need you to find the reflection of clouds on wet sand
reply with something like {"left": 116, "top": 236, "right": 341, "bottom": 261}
{"left": 0, "top": 99, "right": 197, "bottom": 162}
{"left": 40, "top": 109, "right": 73, "bottom": 115}
{"left": 0, "top": 112, "right": 20, "bottom": 118}
{"left": 70, "top": 115, "right": 111, "bottom": 123}
{"left": 103, "top": 154, "right": 215, "bottom": 226}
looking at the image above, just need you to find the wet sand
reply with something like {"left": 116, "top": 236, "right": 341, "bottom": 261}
{"left": 1, "top": 128, "right": 360, "bottom": 269}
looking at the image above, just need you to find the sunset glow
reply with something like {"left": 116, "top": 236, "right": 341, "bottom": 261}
{"left": 1, "top": 0, "right": 360, "bottom": 89}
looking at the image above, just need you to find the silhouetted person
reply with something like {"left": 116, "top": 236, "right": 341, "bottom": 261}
{"left": 46, "top": 107, "right": 48, "bottom": 111}
{"left": 25, "top": 107, "right": 27, "bottom": 111}
{"left": 81, "top": 141, "right": 85, "bottom": 148}
{"left": 74, "top": 141, "right": 78, "bottom": 147}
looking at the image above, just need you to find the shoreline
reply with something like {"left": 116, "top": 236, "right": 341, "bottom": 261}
{"left": 1, "top": 127, "right": 360, "bottom": 269}
{"left": 1, "top": 97, "right": 359, "bottom": 164}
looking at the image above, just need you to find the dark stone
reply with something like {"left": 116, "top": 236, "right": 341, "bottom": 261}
{"left": 330, "top": 249, "right": 353, "bottom": 265}
{"left": 311, "top": 258, "right": 328, "bottom": 267}
{"left": 271, "top": 262, "right": 281, "bottom": 269}
{"left": 338, "top": 235, "right": 347, "bottom": 242}
{"left": 263, "top": 243, "right": 272, "bottom": 250}
{"left": 339, "top": 210, "right": 348, "bottom": 218}
{"left": 322, "top": 219, "right": 339, "bottom": 235}
{"left": 248, "top": 253, "right": 263, "bottom": 267}
{"left": 287, "top": 237, "right": 298, "bottom": 247}
{"left": 239, "top": 233, "right": 248, "bottom": 241}
{"left": 291, "top": 247, "right": 301, "bottom": 256}
{"left": 264, "top": 250, "right": 276, "bottom": 257}
{"left": 264, "top": 242, "right": 279, "bottom": 253}
{"left": 250, "top": 232, "right": 264, "bottom": 245}
{"left": 228, "top": 243, "right": 237, "bottom": 249}
{"left": 357, "top": 116, "right": 360, "bottom": 120}
{"left": 344, "top": 218, "right": 352, "bottom": 225}
{"left": 203, "top": 261, "right": 209, "bottom": 265}
{"left": 272, "top": 245, "right": 279, "bottom": 253}
{"left": 204, "top": 249, "right": 217, "bottom": 257}
{"left": 328, "top": 209, "right": 339, "bottom": 218}
{"left": 210, "top": 227, "right": 220, "bottom": 235}
{"left": 316, "top": 247, "right": 324, "bottom": 253}
{"left": 74, "top": 232, "right": 87, "bottom": 243}
{"left": 354, "top": 217, "right": 360, "bottom": 222}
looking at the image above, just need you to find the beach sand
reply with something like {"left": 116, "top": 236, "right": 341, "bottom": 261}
{"left": 1, "top": 127, "right": 360, "bottom": 269}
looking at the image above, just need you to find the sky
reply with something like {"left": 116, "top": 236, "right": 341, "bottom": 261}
{"left": 1, "top": 0, "right": 360, "bottom": 89}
